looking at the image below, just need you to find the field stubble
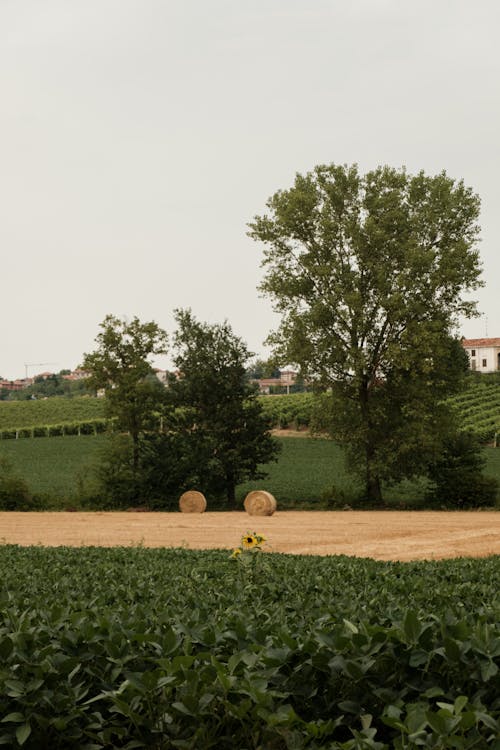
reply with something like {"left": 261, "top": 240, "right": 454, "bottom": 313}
{"left": 1, "top": 510, "right": 499, "bottom": 561}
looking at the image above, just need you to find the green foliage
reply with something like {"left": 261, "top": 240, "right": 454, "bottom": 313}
{"left": 447, "top": 375, "right": 500, "bottom": 443}
{"left": 4, "top": 434, "right": 500, "bottom": 509}
{"left": 81, "top": 314, "right": 168, "bottom": 445}
{"left": 90, "top": 433, "right": 202, "bottom": 510}
{"left": 0, "top": 418, "right": 112, "bottom": 441}
{"left": 0, "top": 435, "right": 106, "bottom": 506}
{"left": 167, "top": 309, "right": 281, "bottom": 506}
{"left": 249, "top": 163, "right": 483, "bottom": 502}
{"left": 0, "top": 546, "right": 498, "bottom": 748}
{"left": 426, "top": 431, "right": 499, "bottom": 508}
{"left": 246, "top": 357, "right": 281, "bottom": 380}
{"left": 0, "top": 458, "right": 32, "bottom": 510}
{"left": 0, "top": 372, "right": 93, "bottom": 401}
{"left": 258, "top": 392, "right": 315, "bottom": 428}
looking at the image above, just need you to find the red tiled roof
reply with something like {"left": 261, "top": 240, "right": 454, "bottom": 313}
{"left": 462, "top": 338, "right": 500, "bottom": 348}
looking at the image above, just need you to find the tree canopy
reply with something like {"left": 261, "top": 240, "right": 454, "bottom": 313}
{"left": 249, "top": 163, "right": 483, "bottom": 501}
{"left": 167, "top": 309, "right": 280, "bottom": 506}
{"left": 81, "top": 314, "right": 168, "bottom": 471}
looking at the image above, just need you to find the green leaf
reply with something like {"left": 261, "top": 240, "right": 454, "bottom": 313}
{"left": 15, "top": 724, "right": 31, "bottom": 747}
{"left": 453, "top": 695, "right": 468, "bottom": 715}
{"left": 403, "top": 610, "right": 422, "bottom": 642}
{"left": 0, "top": 638, "right": 13, "bottom": 660}
{"left": 1, "top": 713, "right": 24, "bottom": 724}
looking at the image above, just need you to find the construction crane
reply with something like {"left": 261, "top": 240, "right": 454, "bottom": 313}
{"left": 24, "top": 362, "right": 58, "bottom": 380}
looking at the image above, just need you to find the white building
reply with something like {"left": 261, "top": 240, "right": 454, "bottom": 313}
{"left": 461, "top": 338, "right": 500, "bottom": 373}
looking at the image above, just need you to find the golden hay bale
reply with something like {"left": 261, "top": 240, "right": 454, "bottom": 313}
{"left": 243, "top": 490, "right": 277, "bottom": 516}
{"left": 179, "top": 490, "right": 207, "bottom": 513}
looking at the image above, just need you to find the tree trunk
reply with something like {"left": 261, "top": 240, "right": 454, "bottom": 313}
{"left": 132, "top": 433, "right": 140, "bottom": 473}
{"left": 359, "top": 380, "right": 383, "bottom": 503}
{"left": 226, "top": 476, "right": 236, "bottom": 508}
{"left": 365, "top": 454, "right": 383, "bottom": 503}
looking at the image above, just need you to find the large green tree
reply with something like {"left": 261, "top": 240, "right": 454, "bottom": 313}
{"left": 167, "top": 309, "right": 280, "bottom": 506}
{"left": 81, "top": 315, "right": 168, "bottom": 473}
{"left": 249, "top": 163, "right": 483, "bottom": 501}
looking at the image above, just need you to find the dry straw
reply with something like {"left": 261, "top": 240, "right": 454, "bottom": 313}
{"left": 179, "top": 490, "right": 207, "bottom": 513}
{"left": 243, "top": 490, "right": 277, "bottom": 516}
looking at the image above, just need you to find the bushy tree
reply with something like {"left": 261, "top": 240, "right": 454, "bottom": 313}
{"left": 0, "top": 458, "right": 32, "bottom": 510}
{"left": 249, "top": 163, "right": 483, "bottom": 501}
{"left": 91, "top": 432, "right": 195, "bottom": 509}
{"left": 81, "top": 315, "right": 168, "bottom": 502}
{"left": 167, "top": 309, "right": 280, "bottom": 506}
{"left": 426, "top": 431, "right": 498, "bottom": 507}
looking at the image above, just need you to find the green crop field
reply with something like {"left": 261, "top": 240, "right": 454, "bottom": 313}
{"left": 0, "top": 544, "right": 498, "bottom": 748}
{"left": 1, "top": 434, "right": 499, "bottom": 508}
{"left": 0, "top": 434, "right": 107, "bottom": 503}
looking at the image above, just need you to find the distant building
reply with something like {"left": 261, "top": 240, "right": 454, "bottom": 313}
{"left": 252, "top": 369, "right": 299, "bottom": 394}
{"left": 0, "top": 379, "right": 28, "bottom": 391}
{"left": 61, "top": 369, "right": 89, "bottom": 381}
{"left": 461, "top": 338, "right": 500, "bottom": 373}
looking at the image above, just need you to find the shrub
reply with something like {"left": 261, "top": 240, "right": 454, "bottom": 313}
{"left": 426, "top": 431, "right": 499, "bottom": 508}
{"left": 0, "top": 458, "right": 32, "bottom": 510}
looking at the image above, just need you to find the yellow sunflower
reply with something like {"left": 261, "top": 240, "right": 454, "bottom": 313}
{"left": 241, "top": 533, "right": 258, "bottom": 549}
{"left": 231, "top": 548, "right": 242, "bottom": 558}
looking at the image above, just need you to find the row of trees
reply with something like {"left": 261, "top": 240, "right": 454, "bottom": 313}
{"left": 82, "top": 162, "right": 497, "bottom": 508}
{"left": 81, "top": 311, "right": 280, "bottom": 508}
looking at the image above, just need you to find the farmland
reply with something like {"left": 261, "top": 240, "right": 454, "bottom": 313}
{"left": 2, "top": 383, "right": 500, "bottom": 509}
{"left": 0, "top": 434, "right": 438, "bottom": 508}
{"left": 2, "top": 433, "right": 500, "bottom": 509}
{"left": 0, "top": 543, "right": 498, "bottom": 748}
{"left": 2, "top": 377, "right": 500, "bottom": 441}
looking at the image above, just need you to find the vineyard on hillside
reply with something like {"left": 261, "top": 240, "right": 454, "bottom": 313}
{"left": 1, "top": 378, "right": 500, "bottom": 442}
{"left": 259, "top": 381, "right": 500, "bottom": 444}
{"left": 447, "top": 376, "right": 500, "bottom": 443}
{"left": 0, "top": 396, "right": 106, "bottom": 438}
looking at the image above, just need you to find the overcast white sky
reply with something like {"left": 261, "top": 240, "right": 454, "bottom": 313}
{"left": 1, "top": 0, "right": 499, "bottom": 379}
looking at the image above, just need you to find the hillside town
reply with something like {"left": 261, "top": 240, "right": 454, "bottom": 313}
{"left": 2, "top": 338, "right": 500, "bottom": 397}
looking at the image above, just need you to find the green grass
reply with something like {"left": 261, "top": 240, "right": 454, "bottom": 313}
{"left": 0, "top": 396, "right": 105, "bottom": 430}
{"left": 0, "top": 434, "right": 106, "bottom": 503}
{"left": 2, "top": 433, "right": 499, "bottom": 508}
{"left": 237, "top": 437, "right": 357, "bottom": 506}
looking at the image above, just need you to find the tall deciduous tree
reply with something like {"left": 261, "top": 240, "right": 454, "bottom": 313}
{"left": 167, "top": 309, "right": 280, "bottom": 506}
{"left": 82, "top": 315, "right": 168, "bottom": 472}
{"left": 249, "top": 164, "right": 483, "bottom": 501}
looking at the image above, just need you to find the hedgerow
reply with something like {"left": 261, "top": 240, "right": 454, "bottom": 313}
{"left": 0, "top": 545, "right": 498, "bottom": 748}
{"left": 0, "top": 419, "right": 112, "bottom": 440}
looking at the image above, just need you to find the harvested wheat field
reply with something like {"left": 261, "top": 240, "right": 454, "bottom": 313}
{"left": 1, "top": 510, "right": 499, "bottom": 561}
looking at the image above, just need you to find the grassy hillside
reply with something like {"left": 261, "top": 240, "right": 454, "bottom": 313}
{"left": 447, "top": 375, "right": 500, "bottom": 442}
{"left": 0, "top": 395, "right": 105, "bottom": 430}
{"left": 0, "top": 434, "right": 106, "bottom": 503}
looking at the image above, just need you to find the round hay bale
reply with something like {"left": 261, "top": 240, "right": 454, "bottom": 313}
{"left": 179, "top": 490, "right": 207, "bottom": 513}
{"left": 244, "top": 490, "right": 277, "bottom": 516}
